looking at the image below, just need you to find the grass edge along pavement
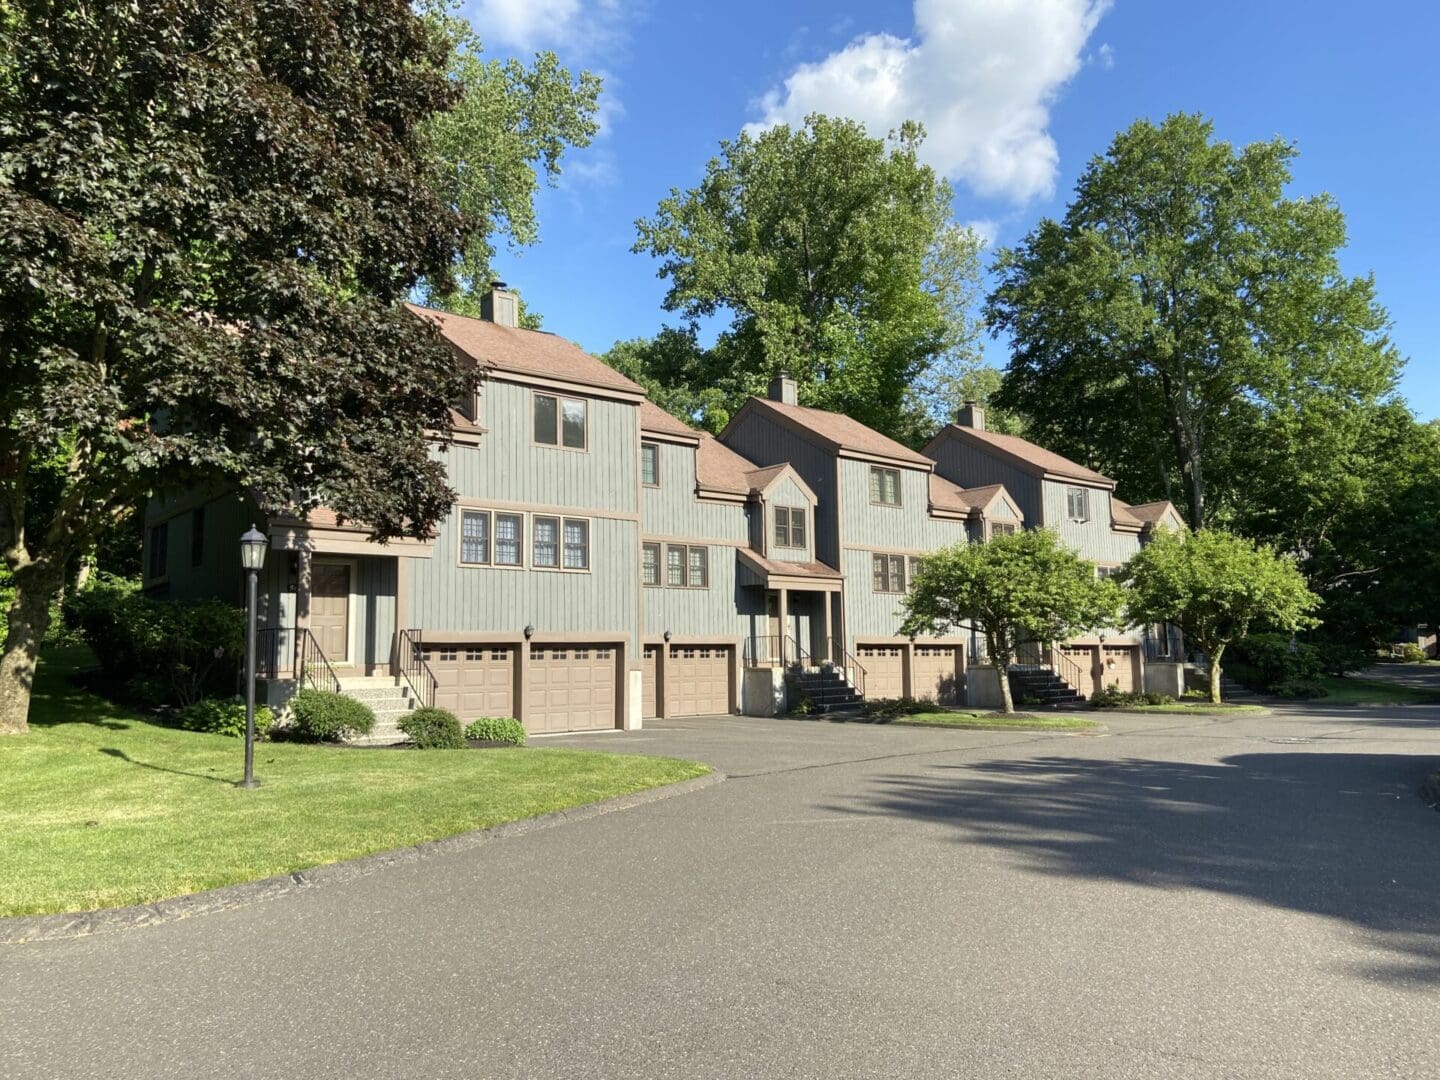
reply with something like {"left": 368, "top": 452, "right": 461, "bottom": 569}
{"left": 888, "top": 711, "right": 1099, "bottom": 732}
{"left": 0, "top": 648, "right": 710, "bottom": 917}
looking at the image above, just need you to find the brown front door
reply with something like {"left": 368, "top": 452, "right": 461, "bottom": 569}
{"left": 311, "top": 563, "right": 350, "bottom": 663}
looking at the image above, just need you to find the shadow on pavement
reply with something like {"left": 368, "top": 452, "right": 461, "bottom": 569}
{"left": 831, "top": 750, "right": 1440, "bottom": 987}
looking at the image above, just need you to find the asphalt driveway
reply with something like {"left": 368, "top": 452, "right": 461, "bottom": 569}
{"left": 4, "top": 704, "right": 1438, "bottom": 1079}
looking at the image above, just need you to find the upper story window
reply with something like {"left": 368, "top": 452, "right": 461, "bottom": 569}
{"left": 871, "top": 553, "right": 907, "bottom": 594}
{"left": 773, "top": 506, "right": 807, "bottom": 549}
{"left": 461, "top": 509, "right": 582, "bottom": 571}
{"left": 534, "top": 392, "right": 587, "bottom": 450}
{"left": 562, "top": 518, "right": 589, "bottom": 570}
{"left": 147, "top": 523, "right": 168, "bottom": 580}
{"left": 494, "top": 513, "right": 523, "bottom": 566}
{"left": 1066, "top": 486, "right": 1090, "bottom": 522}
{"left": 870, "top": 466, "right": 901, "bottom": 506}
{"left": 663, "top": 543, "right": 709, "bottom": 589}
{"left": 642, "top": 542, "right": 660, "bottom": 586}
{"left": 641, "top": 442, "right": 660, "bottom": 486}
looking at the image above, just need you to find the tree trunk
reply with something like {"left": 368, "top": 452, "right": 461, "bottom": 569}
{"left": 0, "top": 568, "right": 61, "bottom": 735}
{"left": 990, "top": 630, "right": 1016, "bottom": 714}
{"left": 1208, "top": 645, "right": 1226, "bottom": 705}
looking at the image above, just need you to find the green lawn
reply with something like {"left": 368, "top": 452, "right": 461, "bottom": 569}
{"left": 0, "top": 648, "right": 709, "bottom": 917}
{"left": 1311, "top": 674, "right": 1440, "bottom": 706}
{"left": 889, "top": 711, "right": 1099, "bottom": 731}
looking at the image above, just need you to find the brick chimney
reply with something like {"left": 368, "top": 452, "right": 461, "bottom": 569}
{"left": 768, "top": 371, "right": 798, "bottom": 406}
{"left": 956, "top": 401, "right": 986, "bottom": 431}
{"left": 480, "top": 281, "right": 519, "bottom": 328}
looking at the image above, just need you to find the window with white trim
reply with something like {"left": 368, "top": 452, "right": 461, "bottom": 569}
{"left": 1066, "top": 486, "right": 1090, "bottom": 522}
{"left": 562, "top": 518, "right": 589, "bottom": 570}
{"left": 870, "top": 466, "right": 901, "bottom": 506}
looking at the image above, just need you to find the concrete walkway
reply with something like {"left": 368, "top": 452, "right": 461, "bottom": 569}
{"left": 3, "top": 706, "right": 1438, "bottom": 1079}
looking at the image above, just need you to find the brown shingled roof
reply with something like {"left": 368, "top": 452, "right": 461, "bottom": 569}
{"left": 1111, "top": 498, "right": 1143, "bottom": 528}
{"left": 407, "top": 304, "right": 643, "bottom": 395}
{"left": 639, "top": 399, "right": 698, "bottom": 438}
{"left": 695, "top": 433, "right": 760, "bottom": 495}
{"left": 1124, "top": 500, "right": 1181, "bottom": 525}
{"left": 738, "top": 549, "right": 844, "bottom": 582}
{"left": 928, "top": 473, "right": 972, "bottom": 514}
{"left": 741, "top": 398, "right": 933, "bottom": 467}
{"left": 932, "top": 425, "right": 1113, "bottom": 486}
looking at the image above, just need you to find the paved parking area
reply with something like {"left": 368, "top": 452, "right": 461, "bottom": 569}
{"left": 4, "top": 704, "right": 1438, "bottom": 1079}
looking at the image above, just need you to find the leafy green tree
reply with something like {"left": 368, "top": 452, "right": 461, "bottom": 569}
{"left": 633, "top": 115, "right": 985, "bottom": 443}
{"left": 988, "top": 113, "right": 1402, "bottom": 528}
{"left": 417, "top": 5, "right": 601, "bottom": 324}
{"left": 1119, "top": 529, "right": 1319, "bottom": 703}
{"left": 0, "top": 0, "right": 478, "bottom": 733}
{"left": 901, "top": 530, "right": 1123, "bottom": 714}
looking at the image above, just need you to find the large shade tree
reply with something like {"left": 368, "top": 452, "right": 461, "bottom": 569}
{"left": 988, "top": 113, "right": 1402, "bottom": 529}
{"left": 0, "top": 0, "right": 482, "bottom": 733}
{"left": 1119, "top": 529, "right": 1319, "bottom": 703}
{"left": 901, "top": 530, "right": 1123, "bottom": 714}
{"left": 630, "top": 115, "right": 985, "bottom": 443}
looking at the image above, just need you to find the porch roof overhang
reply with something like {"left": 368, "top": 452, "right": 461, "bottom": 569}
{"left": 268, "top": 517, "right": 435, "bottom": 559}
{"left": 737, "top": 549, "right": 843, "bottom": 592}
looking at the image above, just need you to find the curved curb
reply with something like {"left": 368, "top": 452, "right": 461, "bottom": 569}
{"left": 0, "top": 770, "right": 724, "bottom": 946}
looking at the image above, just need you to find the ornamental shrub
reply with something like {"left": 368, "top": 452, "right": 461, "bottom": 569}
{"left": 288, "top": 688, "right": 375, "bottom": 742}
{"left": 1092, "top": 686, "right": 1175, "bottom": 709}
{"left": 463, "top": 716, "right": 526, "bottom": 746}
{"left": 1229, "top": 632, "right": 1321, "bottom": 691}
{"left": 398, "top": 707, "right": 465, "bottom": 749}
{"left": 178, "top": 698, "right": 275, "bottom": 739}
{"left": 862, "top": 696, "right": 933, "bottom": 718}
{"left": 1396, "top": 642, "right": 1428, "bottom": 664}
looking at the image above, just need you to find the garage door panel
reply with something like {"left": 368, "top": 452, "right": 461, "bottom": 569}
{"left": 912, "top": 645, "right": 962, "bottom": 705}
{"left": 526, "top": 645, "right": 617, "bottom": 733}
{"left": 666, "top": 645, "right": 730, "bottom": 717}
{"left": 428, "top": 645, "right": 515, "bottom": 721}
{"left": 857, "top": 644, "right": 904, "bottom": 700}
{"left": 1060, "top": 645, "right": 1098, "bottom": 700}
{"left": 1102, "top": 646, "right": 1140, "bottom": 694}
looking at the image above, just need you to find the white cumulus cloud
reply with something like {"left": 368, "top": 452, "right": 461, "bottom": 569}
{"left": 466, "top": 0, "right": 631, "bottom": 56}
{"left": 748, "top": 0, "right": 1112, "bottom": 203}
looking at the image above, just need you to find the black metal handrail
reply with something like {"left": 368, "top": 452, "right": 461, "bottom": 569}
{"left": 840, "top": 647, "right": 867, "bottom": 701}
{"left": 1051, "top": 644, "right": 1089, "bottom": 693}
{"left": 744, "top": 634, "right": 784, "bottom": 668}
{"left": 297, "top": 628, "right": 342, "bottom": 695}
{"left": 398, "top": 628, "right": 438, "bottom": 710}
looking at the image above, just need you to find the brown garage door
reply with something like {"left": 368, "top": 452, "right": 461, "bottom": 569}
{"left": 666, "top": 645, "right": 731, "bottom": 716}
{"left": 525, "top": 644, "right": 617, "bottom": 733}
{"left": 641, "top": 645, "right": 660, "bottom": 718}
{"left": 428, "top": 645, "right": 515, "bottom": 720}
{"left": 1102, "top": 645, "right": 1140, "bottom": 693}
{"left": 1059, "top": 644, "right": 1098, "bottom": 700}
{"left": 857, "top": 644, "right": 904, "bottom": 700}
{"left": 912, "top": 644, "right": 962, "bottom": 705}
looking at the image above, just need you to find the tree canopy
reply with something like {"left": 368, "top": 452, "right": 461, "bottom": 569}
{"left": 988, "top": 113, "right": 1402, "bottom": 528}
{"left": 901, "top": 530, "right": 1122, "bottom": 713}
{"left": 629, "top": 115, "right": 984, "bottom": 442}
{"left": 1119, "top": 529, "right": 1318, "bottom": 703}
{"left": 417, "top": 4, "right": 601, "bottom": 323}
{"left": 0, "top": 0, "right": 480, "bottom": 732}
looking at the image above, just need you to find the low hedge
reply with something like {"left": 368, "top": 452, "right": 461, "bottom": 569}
{"left": 1092, "top": 686, "right": 1175, "bottom": 709}
{"left": 288, "top": 689, "right": 375, "bottom": 742}
{"left": 862, "top": 697, "right": 936, "bottom": 719}
{"left": 399, "top": 707, "right": 465, "bottom": 749}
{"left": 177, "top": 698, "right": 275, "bottom": 739}
{"left": 463, "top": 716, "right": 526, "bottom": 746}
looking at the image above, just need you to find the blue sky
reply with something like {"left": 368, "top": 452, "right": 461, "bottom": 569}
{"left": 466, "top": 0, "right": 1440, "bottom": 420}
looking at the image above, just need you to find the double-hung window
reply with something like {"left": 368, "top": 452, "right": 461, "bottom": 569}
{"left": 1066, "top": 486, "right": 1090, "bottom": 522}
{"left": 641, "top": 442, "right": 660, "bottom": 486}
{"left": 494, "top": 513, "right": 523, "bottom": 566}
{"left": 642, "top": 542, "right": 661, "bottom": 586}
{"left": 532, "top": 516, "right": 559, "bottom": 568}
{"left": 562, "top": 518, "right": 589, "bottom": 570}
{"left": 663, "top": 544, "right": 709, "bottom": 589}
{"left": 460, "top": 510, "right": 490, "bottom": 565}
{"left": 773, "top": 506, "right": 807, "bottom": 549}
{"left": 534, "top": 392, "right": 587, "bottom": 449}
{"left": 870, "top": 467, "right": 901, "bottom": 506}
{"left": 871, "top": 553, "right": 908, "bottom": 593}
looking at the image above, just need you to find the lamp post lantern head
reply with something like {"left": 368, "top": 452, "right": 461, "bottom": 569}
{"left": 239, "top": 524, "right": 268, "bottom": 572}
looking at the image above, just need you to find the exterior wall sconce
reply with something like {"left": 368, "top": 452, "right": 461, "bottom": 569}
{"left": 663, "top": 629, "right": 672, "bottom": 642}
{"left": 523, "top": 624, "right": 535, "bottom": 639}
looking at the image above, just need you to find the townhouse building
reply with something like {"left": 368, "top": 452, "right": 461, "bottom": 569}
{"left": 143, "top": 285, "right": 1181, "bottom": 737}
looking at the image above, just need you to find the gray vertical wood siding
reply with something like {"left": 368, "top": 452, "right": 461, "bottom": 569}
{"left": 642, "top": 548, "right": 766, "bottom": 639}
{"left": 927, "top": 434, "right": 1044, "bottom": 525}
{"left": 837, "top": 460, "right": 970, "bottom": 552}
{"left": 767, "top": 474, "right": 815, "bottom": 564}
{"left": 643, "top": 441, "right": 748, "bottom": 543}
{"left": 1042, "top": 481, "right": 1142, "bottom": 565}
{"left": 722, "top": 412, "right": 841, "bottom": 567}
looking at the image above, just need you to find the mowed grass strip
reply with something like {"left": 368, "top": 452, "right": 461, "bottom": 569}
{"left": 1312, "top": 674, "right": 1440, "bottom": 706}
{"left": 889, "top": 711, "right": 1099, "bottom": 731}
{"left": 0, "top": 649, "right": 709, "bottom": 917}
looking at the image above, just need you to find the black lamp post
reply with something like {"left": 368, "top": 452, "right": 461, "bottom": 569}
{"left": 238, "top": 524, "right": 267, "bottom": 789}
